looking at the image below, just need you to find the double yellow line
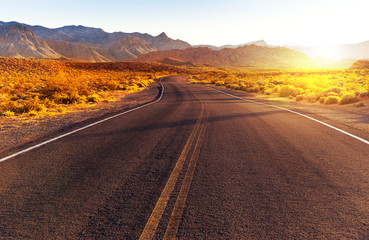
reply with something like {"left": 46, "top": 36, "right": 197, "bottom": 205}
{"left": 139, "top": 100, "right": 208, "bottom": 240}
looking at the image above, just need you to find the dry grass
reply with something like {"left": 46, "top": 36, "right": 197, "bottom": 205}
{"left": 189, "top": 68, "right": 369, "bottom": 105}
{"left": 2, "top": 57, "right": 368, "bottom": 119}
{"left": 0, "top": 57, "right": 186, "bottom": 117}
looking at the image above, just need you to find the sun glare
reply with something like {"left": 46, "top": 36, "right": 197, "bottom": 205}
{"left": 308, "top": 46, "right": 344, "bottom": 60}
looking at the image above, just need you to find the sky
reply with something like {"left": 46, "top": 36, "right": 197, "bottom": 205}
{"left": 1, "top": 0, "right": 368, "bottom": 47}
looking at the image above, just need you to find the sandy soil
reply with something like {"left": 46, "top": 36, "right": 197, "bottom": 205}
{"left": 0, "top": 82, "right": 160, "bottom": 154}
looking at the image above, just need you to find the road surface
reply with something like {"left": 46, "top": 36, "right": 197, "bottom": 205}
{"left": 1, "top": 76, "right": 369, "bottom": 239}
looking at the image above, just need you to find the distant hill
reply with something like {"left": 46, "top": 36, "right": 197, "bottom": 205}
{"left": 135, "top": 45, "right": 314, "bottom": 68}
{"left": 0, "top": 21, "right": 191, "bottom": 61}
{"left": 147, "top": 32, "right": 191, "bottom": 51}
{"left": 42, "top": 25, "right": 191, "bottom": 50}
{"left": 0, "top": 21, "right": 191, "bottom": 50}
{"left": 46, "top": 36, "right": 157, "bottom": 62}
{"left": 0, "top": 24, "right": 61, "bottom": 58}
{"left": 199, "top": 40, "right": 369, "bottom": 63}
{"left": 101, "top": 36, "right": 157, "bottom": 61}
{"left": 45, "top": 40, "right": 110, "bottom": 62}
{"left": 160, "top": 57, "right": 198, "bottom": 67}
{"left": 350, "top": 60, "right": 369, "bottom": 69}
{"left": 193, "top": 40, "right": 272, "bottom": 51}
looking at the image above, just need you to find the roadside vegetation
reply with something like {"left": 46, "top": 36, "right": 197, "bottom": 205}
{"left": 0, "top": 57, "right": 186, "bottom": 117}
{"left": 2, "top": 56, "right": 368, "bottom": 118}
{"left": 189, "top": 68, "right": 369, "bottom": 106}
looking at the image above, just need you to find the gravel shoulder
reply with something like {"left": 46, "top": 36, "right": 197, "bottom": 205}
{"left": 259, "top": 94, "right": 369, "bottom": 133}
{"left": 209, "top": 84, "right": 369, "bottom": 134}
{"left": 0, "top": 82, "right": 160, "bottom": 155}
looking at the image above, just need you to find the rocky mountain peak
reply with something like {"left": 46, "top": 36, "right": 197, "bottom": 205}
{"left": 0, "top": 20, "right": 191, "bottom": 61}
{"left": 0, "top": 24, "right": 37, "bottom": 40}
{"left": 157, "top": 32, "right": 168, "bottom": 39}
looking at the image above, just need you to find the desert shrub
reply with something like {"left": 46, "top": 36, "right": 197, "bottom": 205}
{"left": 107, "top": 80, "right": 121, "bottom": 90}
{"left": 354, "top": 102, "right": 365, "bottom": 107}
{"left": 42, "top": 98, "right": 57, "bottom": 108}
{"left": 77, "top": 82, "right": 91, "bottom": 96}
{"left": 303, "top": 92, "right": 322, "bottom": 103}
{"left": 215, "top": 81, "right": 225, "bottom": 86}
{"left": 295, "top": 95, "right": 303, "bottom": 101}
{"left": 126, "top": 85, "right": 139, "bottom": 91}
{"left": 87, "top": 94, "right": 102, "bottom": 103}
{"left": 237, "top": 84, "right": 247, "bottom": 91}
{"left": 278, "top": 85, "right": 301, "bottom": 97}
{"left": 258, "top": 85, "right": 265, "bottom": 91}
{"left": 2, "top": 110, "right": 15, "bottom": 117}
{"left": 324, "top": 87, "right": 341, "bottom": 95}
{"left": 28, "top": 110, "right": 39, "bottom": 117}
{"left": 319, "top": 97, "right": 326, "bottom": 104}
{"left": 246, "top": 86, "right": 260, "bottom": 93}
{"left": 53, "top": 92, "right": 84, "bottom": 104}
{"left": 272, "top": 85, "right": 281, "bottom": 93}
{"left": 57, "top": 108, "right": 66, "bottom": 114}
{"left": 324, "top": 96, "right": 340, "bottom": 105}
{"left": 326, "top": 92, "right": 338, "bottom": 97}
{"left": 42, "top": 77, "right": 74, "bottom": 96}
{"left": 22, "top": 96, "right": 46, "bottom": 113}
{"left": 338, "top": 93, "right": 359, "bottom": 105}
{"left": 230, "top": 84, "right": 241, "bottom": 90}
{"left": 226, "top": 84, "right": 239, "bottom": 89}
{"left": 0, "top": 97, "right": 46, "bottom": 114}
{"left": 0, "top": 93, "right": 8, "bottom": 102}
{"left": 263, "top": 87, "right": 274, "bottom": 95}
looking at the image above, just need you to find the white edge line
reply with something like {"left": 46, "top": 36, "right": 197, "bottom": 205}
{"left": 0, "top": 80, "right": 165, "bottom": 163}
{"left": 211, "top": 87, "right": 369, "bottom": 145}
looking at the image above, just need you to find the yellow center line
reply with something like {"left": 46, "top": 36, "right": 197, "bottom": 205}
{"left": 163, "top": 104, "right": 208, "bottom": 240}
{"left": 139, "top": 101, "right": 205, "bottom": 240}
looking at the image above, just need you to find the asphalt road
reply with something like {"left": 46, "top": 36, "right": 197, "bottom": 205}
{"left": 1, "top": 76, "right": 369, "bottom": 239}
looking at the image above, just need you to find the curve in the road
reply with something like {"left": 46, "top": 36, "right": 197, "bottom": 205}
{"left": 2, "top": 77, "right": 369, "bottom": 239}
{"left": 0, "top": 81, "right": 165, "bottom": 163}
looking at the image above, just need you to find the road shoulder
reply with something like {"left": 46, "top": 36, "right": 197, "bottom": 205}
{"left": 0, "top": 82, "right": 160, "bottom": 154}
{"left": 207, "top": 84, "right": 369, "bottom": 134}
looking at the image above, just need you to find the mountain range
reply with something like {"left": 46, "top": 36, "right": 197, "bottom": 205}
{"left": 0, "top": 20, "right": 368, "bottom": 68}
{"left": 193, "top": 40, "right": 271, "bottom": 50}
{"left": 351, "top": 60, "right": 369, "bottom": 69}
{"left": 195, "top": 40, "right": 369, "bottom": 61}
{"left": 135, "top": 45, "right": 314, "bottom": 68}
{"left": 0, "top": 24, "right": 61, "bottom": 59}
{"left": 0, "top": 21, "right": 190, "bottom": 61}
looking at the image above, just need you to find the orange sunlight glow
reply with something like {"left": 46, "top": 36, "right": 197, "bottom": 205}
{"left": 309, "top": 46, "right": 345, "bottom": 60}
